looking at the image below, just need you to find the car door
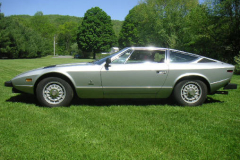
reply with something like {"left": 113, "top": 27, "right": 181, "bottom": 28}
{"left": 100, "top": 49, "right": 169, "bottom": 98}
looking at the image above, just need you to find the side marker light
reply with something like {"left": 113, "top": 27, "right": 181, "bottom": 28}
{"left": 26, "top": 78, "right": 32, "bottom": 82}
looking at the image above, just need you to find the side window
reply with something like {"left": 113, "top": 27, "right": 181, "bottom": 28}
{"left": 126, "top": 50, "right": 165, "bottom": 63}
{"left": 112, "top": 50, "right": 132, "bottom": 64}
{"left": 170, "top": 51, "right": 198, "bottom": 62}
{"left": 153, "top": 52, "right": 165, "bottom": 62}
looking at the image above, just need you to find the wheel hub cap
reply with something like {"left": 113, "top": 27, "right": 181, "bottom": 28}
{"left": 188, "top": 88, "right": 196, "bottom": 97}
{"left": 181, "top": 82, "right": 202, "bottom": 104}
{"left": 51, "top": 89, "right": 58, "bottom": 97}
{"left": 43, "top": 82, "right": 66, "bottom": 105}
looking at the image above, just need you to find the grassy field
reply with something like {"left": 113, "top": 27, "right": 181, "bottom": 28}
{"left": 0, "top": 57, "right": 239, "bottom": 159}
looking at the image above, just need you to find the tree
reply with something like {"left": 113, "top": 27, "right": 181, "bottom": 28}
{"left": 234, "top": 53, "right": 240, "bottom": 74}
{"left": 57, "top": 21, "right": 78, "bottom": 55}
{"left": 212, "top": 0, "right": 240, "bottom": 63}
{"left": 184, "top": 0, "right": 240, "bottom": 63}
{"left": 30, "top": 11, "right": 56, "bottom": 54}
{"left": 0, "top": 16, "right": 48, "bottom": 58}
{"left": 137, "top": 0, "right": 198, "bottom": 48}
{"left": 0, "top": 2, "right": 4, "bottom": 19}
{"left": 77, "top": 7, "right": 116, "bottom": 59}
{"left": 118, "top": 5, "right": 143, "bottom": 48}
{"left": 30, "top": 11, "right": 55, "bottom": 38}
{"left": 182, "top": 4, "right": 215, "bottom": 57}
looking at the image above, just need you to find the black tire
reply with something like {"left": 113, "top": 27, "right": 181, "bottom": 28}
{"left": 173, "top": 80, "right": 207, "bottom": 106}
{"left": 36, "top": 77, "right": 73, "bottom": 107}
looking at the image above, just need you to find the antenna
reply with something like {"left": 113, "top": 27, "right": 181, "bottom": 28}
{"left": 0, "top": 3, "right": 1, "bottom": 13}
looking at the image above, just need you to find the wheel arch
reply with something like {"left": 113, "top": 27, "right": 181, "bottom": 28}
{"left": 34, "top": 72, "right": 77, "bottom": 96}
{"left": 173, "top": 75, "right": 211, "bottom": 94}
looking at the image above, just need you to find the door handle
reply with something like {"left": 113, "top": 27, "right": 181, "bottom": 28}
{"left": 156, "top": 71, "right": 167, "bottom": 74}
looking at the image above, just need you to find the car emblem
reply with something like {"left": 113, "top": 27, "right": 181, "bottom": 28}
{"left": 88, "top": 80, "right": 94, "bottom": 85}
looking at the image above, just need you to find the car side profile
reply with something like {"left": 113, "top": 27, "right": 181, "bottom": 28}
{"left": 5, "top": 47, "right": 237, "bottom": 107}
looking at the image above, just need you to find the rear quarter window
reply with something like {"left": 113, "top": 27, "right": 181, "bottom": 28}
{"left": 170, "top": 51, "right": 198, "bottom": 62}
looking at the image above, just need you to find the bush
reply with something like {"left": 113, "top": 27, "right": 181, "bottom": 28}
{"left": 234, "top": 53, "right": 240, "bottom": 74}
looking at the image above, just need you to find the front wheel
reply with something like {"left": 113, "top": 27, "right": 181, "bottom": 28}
{"left": 36, "top": 77, "right": 74, "bottom": 107}
{"left": 173, "top": 80, "right": 207, "bottom": 106}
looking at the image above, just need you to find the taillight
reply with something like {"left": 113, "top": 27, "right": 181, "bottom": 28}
{"left": 227, "top": 70, "right": 233, "bottom": 73}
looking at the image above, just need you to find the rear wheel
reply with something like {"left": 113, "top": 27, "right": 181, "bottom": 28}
{"left": 173, "top": 80, "right": 207, "bottom": 106}
{"left": 36, "top": 77, "right": 73, "bottom": 107}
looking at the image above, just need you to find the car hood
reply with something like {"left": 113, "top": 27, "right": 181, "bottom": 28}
{"left": 12, "top": 62, "right": 95, "bottom": 80}
{"left": 44, "top": 62, "right": 92, "bottom": 68}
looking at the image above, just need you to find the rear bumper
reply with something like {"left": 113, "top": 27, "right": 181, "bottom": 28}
{"left": 4, "top": 81, "right": 13, "bottom": 87}
{"left": 212, "top": 83, "right": 237, "bottom": 95}
{"left": 224, "top": 83, "right": 237, "bottom": 89}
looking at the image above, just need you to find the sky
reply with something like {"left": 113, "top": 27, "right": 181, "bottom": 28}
{"left": 0, "top": 0, "right": 140, "bottom": 21}
{"left": 1, "top": 0, "right": 205, "bottom": 21}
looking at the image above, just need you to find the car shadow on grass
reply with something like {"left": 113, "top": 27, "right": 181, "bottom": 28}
{"left": 71, "top": 96, "right": 224, "bottom": 107}
{"left": 71, "top": 97, "right": 176, "bottom": 107}
{"left": 205, "top": 97, "right": 224, "bottom": 104}
{"left": 6, "top": 94, "right": 39, "bottom": 106}
{"left": 6, "top": 94, "right": 224, "bottom": 107}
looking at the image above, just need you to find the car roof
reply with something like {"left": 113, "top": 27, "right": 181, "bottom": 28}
{"left": 126, "top": 47, "right": 201, "bottom": 57}
{"left": 127, "top": 47, "right": 168, "bottom": 51}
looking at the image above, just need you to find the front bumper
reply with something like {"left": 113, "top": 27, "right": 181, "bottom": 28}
{"left": 4, "top": 81, "right": 23, "bottom": 93}
{"left": 5, "top": 81, "right": 13, "bottom": 87}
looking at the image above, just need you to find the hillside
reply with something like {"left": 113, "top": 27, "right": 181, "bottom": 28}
{"left": 9, "top": 14, "right": 123, "bottom": 36}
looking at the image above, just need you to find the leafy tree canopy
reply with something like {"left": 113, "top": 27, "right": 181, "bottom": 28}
{"left": 77, "top": 7, "right": 117, "bottom": 59}
{"left": 0, "top": 16, "right": 48, "bottom": 58}
{"left": 118, "top": 5, "right": 144, "bottom": 48}
{"left": 57, "top": 21, "right": 78, "bottom": 55}
{"left": 120, "top": 0, "right": 239, "bottom": 63}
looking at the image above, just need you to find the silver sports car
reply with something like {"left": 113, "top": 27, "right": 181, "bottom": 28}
{"left": 5, "top": 47, "right": 237, "bottom": 107}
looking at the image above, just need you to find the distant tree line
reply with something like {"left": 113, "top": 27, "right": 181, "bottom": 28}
{"left": 0, "top": 0, "right": 239, "bottom": 65}
{"left": 0, "top": 8, "right": 121, "bottom": 59}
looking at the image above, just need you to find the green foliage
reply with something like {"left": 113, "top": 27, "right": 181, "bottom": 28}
{"left": 182, "top": 0, "right": 240, "bottom": 63}
{"left": 30, "top": 11, "right": 56, "bottom": 38}
{"left": 57, "top": 21, "right": 78, "bottom": 55}
{"left": 112, "top": 20, "right": 123, "bottom": 38}
{"left": 235, "top": 54, "right": 240, "bottom": 64}
{"left": 182, "top": 4, "right": 215, "bottom": 56}
{"left": 0, "top": 16, "right": 48, "bottom": 58}
{"left": 47, "top": 15, "right": 82, "bottom": 27}
{"left": 234, "top": 53, "right": 240, "bottom": 74}
{"left": 213, "top": 0, "right": 240, "bottom": 63}
{"left": 77, "top": 7, "right": 117, "bottom": 59}
{"left": 70, "top": 43, "right": 81, "bottom": 55}
{"left": 118, "top": 5, "right": 143, "bottom": 48}
{"left": 30, "top": 11, "right": 56, "bottom": 54}
{"left": 0, "top": 13, "right": 4, "bottom": 20}
{"left": 135, "top": 0, "right": 199, "bottom": 48}
{"left": 119, "top": 0, "right": 239, "bottom": 63}
{"left": 0, "top": 10, "right": 121, "bottom": 58}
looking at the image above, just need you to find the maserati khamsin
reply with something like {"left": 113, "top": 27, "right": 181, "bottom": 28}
{"left": 5, "top": 47, "right": 237, "bottom": 107}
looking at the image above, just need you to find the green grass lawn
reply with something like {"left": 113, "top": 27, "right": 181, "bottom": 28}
{"left": 0, "top": 57, "right": 239, "bottom": 159}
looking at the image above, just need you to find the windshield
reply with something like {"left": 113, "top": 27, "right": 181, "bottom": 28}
{"left": 93, "top": 48, "right": 130, "bottom": 65}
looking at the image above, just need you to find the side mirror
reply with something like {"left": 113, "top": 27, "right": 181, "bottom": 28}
{"left": 105, "top": 58, "right": 111, "bottom": 68}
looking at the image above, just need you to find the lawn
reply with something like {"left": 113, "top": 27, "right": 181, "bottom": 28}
{"left": 0, "top": 57, "right": 239, "bottom": 159}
